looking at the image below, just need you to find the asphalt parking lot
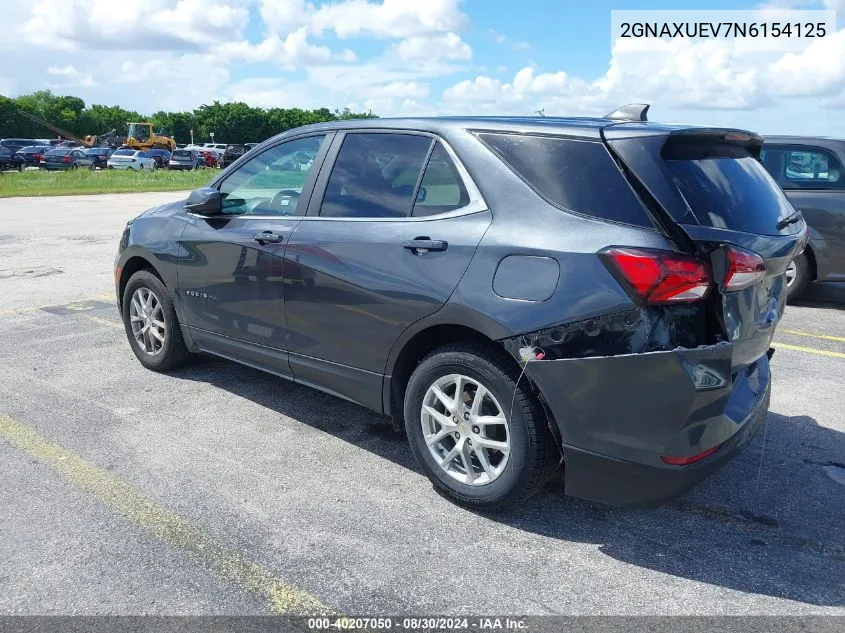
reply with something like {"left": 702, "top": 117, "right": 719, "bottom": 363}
{"left": 0, "top": 192, "right": 843, "bottom": 616}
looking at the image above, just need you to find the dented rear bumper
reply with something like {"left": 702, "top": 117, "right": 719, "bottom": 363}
{"left": 524, "top": 342, "right": 771, "bottom": 507}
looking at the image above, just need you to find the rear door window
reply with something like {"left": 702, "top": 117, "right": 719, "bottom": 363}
{"left": 320, "top": 133, "right": 433, "bottom": 218}
{"left": 476, "top": 132, "right": 654, "bottom": 227}
{"left": 760, "top": 145, "right": 845, "bottom": 190}
{"left": 412, "top": 143, "right": 469, "bottom": 217}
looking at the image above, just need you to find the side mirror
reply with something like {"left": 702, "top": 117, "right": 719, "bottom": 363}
{"left": 185, "top": 187, "right": 222, "bottom": 216}
{"left": 416, "top": 186, "right": 427, "bottom": 203}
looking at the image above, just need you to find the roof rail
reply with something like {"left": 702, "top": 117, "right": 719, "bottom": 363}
{"left": 604, "top": 103, "right": 650, "bottom": 122}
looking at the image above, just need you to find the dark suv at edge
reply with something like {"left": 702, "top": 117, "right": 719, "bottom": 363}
{"left": 760, "top": 136, "right": 845, "bottom": 299}
{"left": 115, "top": 109, "right": 807, "bottom": 509}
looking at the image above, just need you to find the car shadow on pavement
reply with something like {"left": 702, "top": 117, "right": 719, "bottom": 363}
{"left": 793, "top": 281, "right": 845, "bottom": 309}
{"left": 174, "top": 358, "right": 845, "bottom": 608}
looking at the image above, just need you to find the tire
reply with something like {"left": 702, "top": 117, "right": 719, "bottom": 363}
{"left": 138, "top": 163, "right": 144, "bottom": 170}
{"left": 121, "top": 270, "right": 190, "bottom": 372}
{"left": 786, "top": 252, "right": 810, "bottom": 302}
{"left": 71, "top": 163, "right": 78, "bottom": 170}
{"left": 404, "top": 342, "right": 558, "bottom": 509}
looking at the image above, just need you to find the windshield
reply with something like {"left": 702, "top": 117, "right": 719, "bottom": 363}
{"left": 666, "top": 156, "right": 799, "bottom": 236}
{"left": 127, "top": 124, "right": 150, "bottom": 142}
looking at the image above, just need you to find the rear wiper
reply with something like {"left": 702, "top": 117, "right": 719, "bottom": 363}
{"left": 776, "top": 210, "right": 803, "bottom": 230}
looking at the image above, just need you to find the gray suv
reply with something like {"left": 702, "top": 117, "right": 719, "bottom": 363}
{"left": 761, "top": 136, "right": 845, "bottom": 298}
{"left": 115, "top": 107, "right": 807, "bottom": 509}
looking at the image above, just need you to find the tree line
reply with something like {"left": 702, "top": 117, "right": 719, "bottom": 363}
{"left": 0, "top": 91, "right": 377, "bottom": 144}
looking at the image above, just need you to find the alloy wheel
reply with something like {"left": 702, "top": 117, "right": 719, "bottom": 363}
{"left": 420, "top": 373, "right": 511, "bottom": 486}
{"left": 785, "top": 261, "right": 797, "bottom": 288}
{"left": 129, "top": 287, "right": 166, "bottom": 356}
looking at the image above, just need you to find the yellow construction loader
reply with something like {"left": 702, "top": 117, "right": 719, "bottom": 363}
{"left": 124, "top": 123, "right": 176, "bottom": 151}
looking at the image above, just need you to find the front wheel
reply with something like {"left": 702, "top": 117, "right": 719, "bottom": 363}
{"left": 786, "top": 252, "right": 810, "bottom": 302}
{"left": 404, "top": 343, "right": 558, "bottom": 509}
{"left": 121, "top": 270, "right": 190, "bottom": 371}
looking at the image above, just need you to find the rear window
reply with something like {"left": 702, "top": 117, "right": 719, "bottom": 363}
{"left": 113, "top": 149, "right": 135, "bottom": 156}
{"left": 665, "top": 156, "right": 796, "bottom": 236}
{"left": 477, "top": 133, "right": 653, "bottom": 227}
{"left": 47, "top": 149, "right": 70, "bottom": 156}
{"left": 172, "top": 150, "right": 192, "bottom": 158}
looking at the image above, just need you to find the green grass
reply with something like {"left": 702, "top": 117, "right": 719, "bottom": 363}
{"left": 0, "top": 168, "right": 216, "bottom": 198}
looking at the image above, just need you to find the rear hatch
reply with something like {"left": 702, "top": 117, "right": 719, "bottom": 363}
{"left": 43, "top": 151, "right": 69, "bottom": 164}
{"left": 603, "top": 126, "right": 808, "bottom": 370}
{"left": 171, "top": 151, "right": 193, "bottom": 163}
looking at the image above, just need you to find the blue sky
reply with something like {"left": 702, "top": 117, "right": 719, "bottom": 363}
{"left": 3, "top": 0, "right": 845, "bottom": 136}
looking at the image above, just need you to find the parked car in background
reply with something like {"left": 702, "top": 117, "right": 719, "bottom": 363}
{"left": 202, "top": 143, "right": 228, "bottom": 155}
{"left": 0, "top": 146, "right": 14, "bottom": 171}
{"left": 760, "top": 136, "right": 845, "bottom": 299}
{"left": 0, "top": 138, "right": 40, "bottom": 151}
{"left": 107, "top": 149, "right": 156, "bottom": 170}
{"left": 221, "top": 144, "right": 247, "bottom": 168}
{"left": 15, "top": 145, "right": 51, "bottom": 169}
{"left": 40, "top": 148, "right": 95, "bottom": 170}
{"left": 147, "top": 149, "right": 172, "bottom": 168}
{"left": 199, "top": 150, "right": 218, "bottom": 168}
{"left": 115, "top": 110, "right": 807, "bottom": 509}
{"left": 84, "top": 147, "right": 114, "bottom": 169}
{"left": 168, "top": 149, "right": 203, "bottom": 170}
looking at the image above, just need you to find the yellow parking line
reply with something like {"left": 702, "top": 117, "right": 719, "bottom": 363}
{"left": 772, "top": 342, "right": 845, "bottom": 359}
{"left": 0, "top": 414, "right": 331, "bottom": 615}
{"left": 780, "top": 328, "right": 845, "bottom": 344}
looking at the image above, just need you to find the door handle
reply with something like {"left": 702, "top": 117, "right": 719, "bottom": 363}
{"left": 402, "top": 237, "right": 448, "bottom": 254}
{"left": 253, "top": 231, "right": 285, "bottom": 245}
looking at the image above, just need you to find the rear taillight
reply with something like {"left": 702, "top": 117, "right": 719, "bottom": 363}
{"left": 601, "top": 247, "right": 711, "bottom": 305}
{"left": 63, "top": 156, "right": 71, "bottom": 163}
{"left": 34, "top": 154, "right": 42, "bottom": 161}
{"left": 723, "top": 246, "right": 766, "bottom": 291}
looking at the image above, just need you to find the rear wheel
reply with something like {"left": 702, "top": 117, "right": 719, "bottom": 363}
{"left": 786, "top": 252, "right": 810, "bottom": 301}
{"left": 121, "top": 270, "right": 190, "bottom": 371}
{"left": 404, "top": 343, "right": 558, "bottom": 509}
{"left": 71, "top": 163, "right": 78, "bottom": 170}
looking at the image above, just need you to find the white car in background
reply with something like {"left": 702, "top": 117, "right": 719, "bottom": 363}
{"left": 201, "top": 143, "right": 228, "bottom": 159}
{"left": 107, "top": 149, "right": 157, "bottom": 170}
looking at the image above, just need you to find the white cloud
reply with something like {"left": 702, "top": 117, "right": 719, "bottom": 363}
{"left": 488, "top": 29, "right": 506, "bottom": 44}
{"left": 260, "top": 0, "right": 314, "bottom": 34}
{"left": 20, "top": 0, "right": 250, "bottom": 50}
{"left": 393, "top": 33, "right": 471, "bottom": 62}
{"left": 366, "top": 81, "right": 430, "bottom": 99}
{"left": 309, "top": 0, "right": 468, "bottom": 39}
{"left": 767, "top": 29, "right": 845, "bottom": 97}
{"left": 218, "top": 28, "right": 334, "bottom": 69}
{"left": 47, "top": 65, "right": 96, "bottom": 87}
{"left": 440, "top": 27, "right": 845, "bottom": 120}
